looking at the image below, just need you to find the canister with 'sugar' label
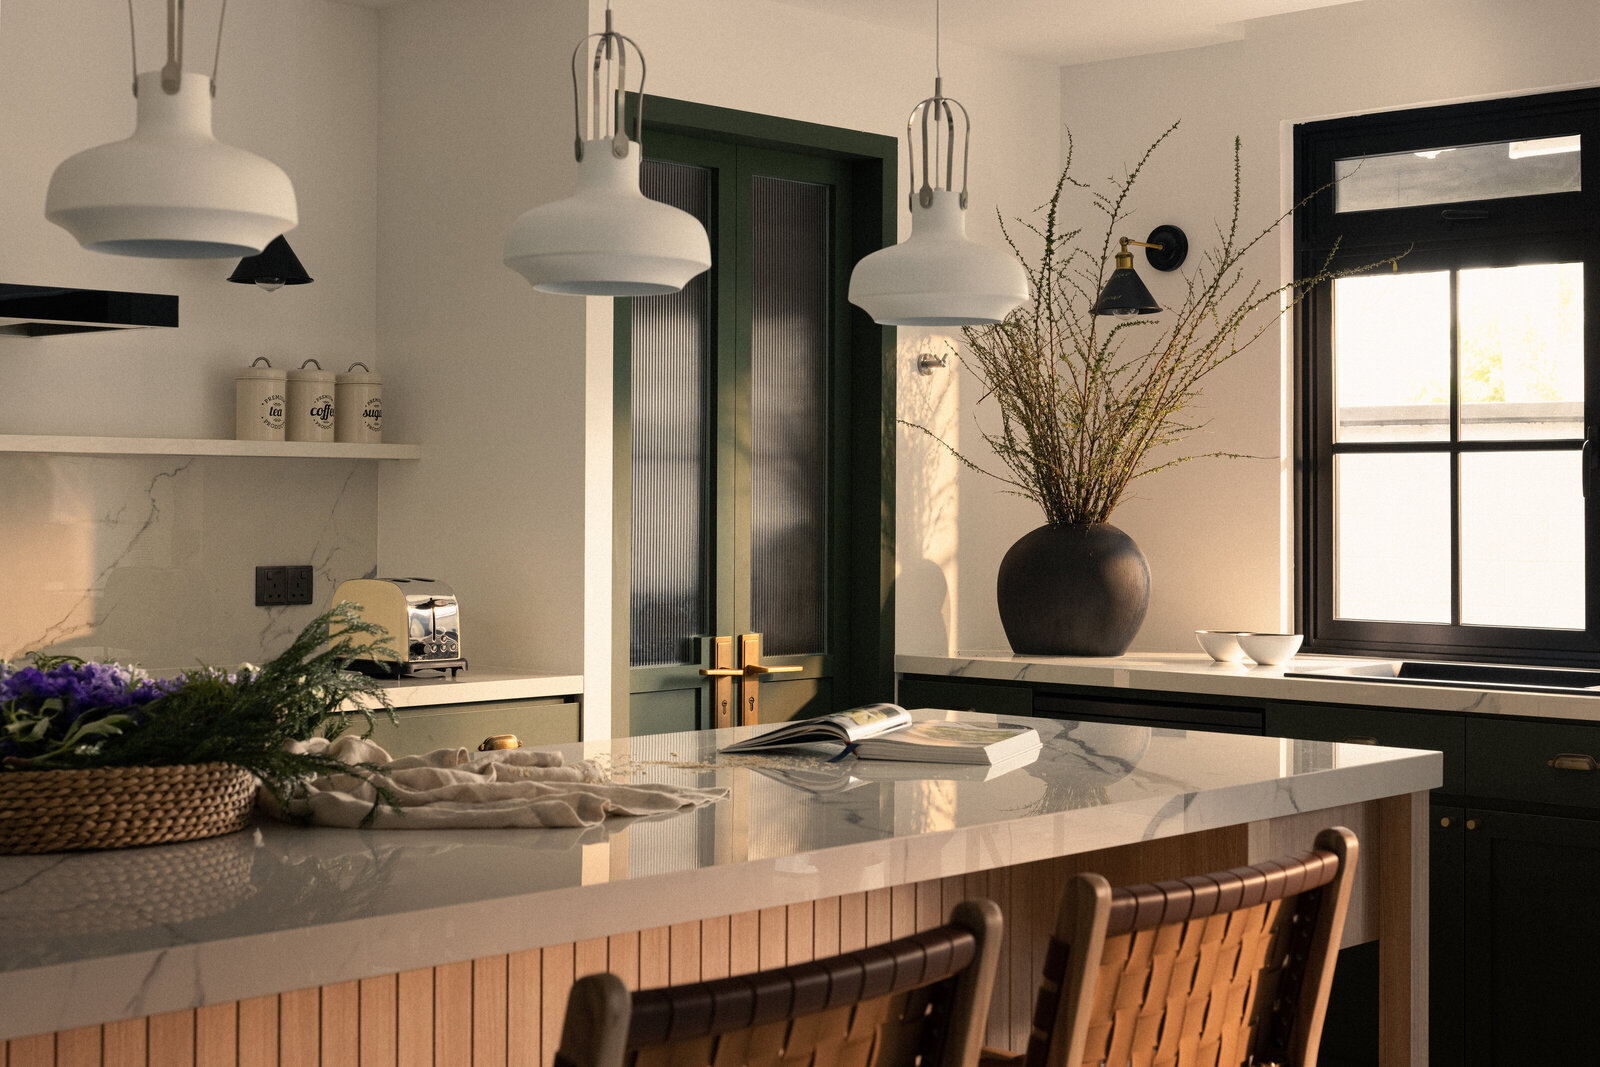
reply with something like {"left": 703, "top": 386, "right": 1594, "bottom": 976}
{"left": 335, "top": 362, "right": 383, "bottom": 444}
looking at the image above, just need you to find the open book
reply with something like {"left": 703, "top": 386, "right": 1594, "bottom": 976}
{"left": 720, "top": 703, "right": 1041, "bottom": 765}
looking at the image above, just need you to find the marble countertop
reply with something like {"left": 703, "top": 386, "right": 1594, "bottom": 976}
{"left": 897, "top": 651, "right": 1600, "bottom": 722}
{"left": 0, "top": 711, "right": 1439, "bottom": 1040}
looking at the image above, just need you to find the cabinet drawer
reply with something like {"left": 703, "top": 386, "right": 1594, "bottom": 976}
{"left": 1466, "top": 717, "right": 1600, "bottom": 811}
{"left": 349, "top": 698, "right": 581, "bottom": 755}
{"left": 1035, "top": 692, "right": 1262, "bottom": 734}
{"left": 1265, "top": 703, "right": 1464, "bottom": 794}
{"left": 896, "top": 676, "right": 1033, "bottom": 718}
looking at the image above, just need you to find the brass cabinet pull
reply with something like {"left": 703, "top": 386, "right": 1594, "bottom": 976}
{"left": 478, "top": 734, "right": 521, "bottom": 751}
{"left": 1341, "top": 735, "right": 1380, "bottom": 746}
{"left": 1466, "top": 818, "right": 1480, "bottom": 831}
{"left": 1439, "top": 816, "right": 1452, "bottom": 828}
{"left": 1548, "top": 753, "right": 1600, "bottom": 772}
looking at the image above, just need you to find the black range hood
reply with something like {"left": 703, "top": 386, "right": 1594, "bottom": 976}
{"left": 0, "top": 283, "right": 178, "bottom": 337}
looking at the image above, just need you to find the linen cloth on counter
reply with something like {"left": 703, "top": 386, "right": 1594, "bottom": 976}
{"left": 257, "top": 735, "right": 728, "bottom": 829}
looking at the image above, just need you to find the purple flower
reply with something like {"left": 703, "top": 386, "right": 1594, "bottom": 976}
{"left": 1, "top": 657, "right": 176, "bottom": 762}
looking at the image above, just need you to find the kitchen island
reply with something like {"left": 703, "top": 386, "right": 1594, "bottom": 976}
{"left": 0, "top": 712, "right": 1439, "bottom": 1066}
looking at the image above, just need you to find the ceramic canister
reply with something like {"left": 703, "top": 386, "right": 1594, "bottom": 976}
{"left": 286, "top": 359, "right": 336, "bottom": 442}
{"left": 335, "top": 362, "right": 383, "bottom": 444}
{"left": 234, "top": 357, "right": 287, "bottom": 441}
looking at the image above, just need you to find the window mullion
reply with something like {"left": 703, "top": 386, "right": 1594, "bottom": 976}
{"left": 1450, "top": 268, "right": 1463, "bottom": 628}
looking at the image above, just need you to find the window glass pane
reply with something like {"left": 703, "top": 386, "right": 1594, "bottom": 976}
{"left": 1334, "top": 272, "right": 1451, "bottom": 443}
{"left": 1459, "top": 263, "right": 1584, "bottom": 441}
{"left": 1334, "top": 135, "right": 1580, "bottom": 213}
{"left": 630, "top": 161, "right": 713, "bottom": 668}
{"left": 1461, "top": 451, "right": 1584, "bottom": 628}
{"left": 749, "top": 176, "right": 830, "bottom": 657}
{"left": 1335, "top": 453, "right": 1451, "bottom": 623}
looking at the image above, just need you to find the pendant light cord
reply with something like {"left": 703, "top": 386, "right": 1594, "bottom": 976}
{"left": 161, "top": 0, "right": 183, "bottom": 93}
{"left": 129, "top": 0, "right": 228, "bottom": 96}
{"left": 570, "top": 0, "right": 647, "bottom": 162}
{"left": 909, "top": 0, "right": 969, "bottom": 208}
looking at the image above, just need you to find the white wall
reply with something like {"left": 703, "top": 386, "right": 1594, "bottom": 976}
{"left": 0, "top": 0, "right": 383, "bottom": 666}
{"left": 372, "top": 0, "right": 589, "bottom": 690}
{"left": 1005, "top": 0, "right": 1600, "bottom": 655}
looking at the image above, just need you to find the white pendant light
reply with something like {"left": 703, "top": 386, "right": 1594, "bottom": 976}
{"left": 504, "top": 5, "right": 710, "bottom": 296}
{"left": 848, "top": 1, "right": 1027, "bottom": 326}
{"left": 45, "top": 0, "right": 296, "bottom": 260}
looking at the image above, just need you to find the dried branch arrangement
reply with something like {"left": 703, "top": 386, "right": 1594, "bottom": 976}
{"left": 910, "top": 123, "right": 1376, "bottom": 526}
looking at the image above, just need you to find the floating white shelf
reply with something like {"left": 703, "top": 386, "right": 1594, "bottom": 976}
{"left": 0, "top": 434, "right": 421, "bottom": 460}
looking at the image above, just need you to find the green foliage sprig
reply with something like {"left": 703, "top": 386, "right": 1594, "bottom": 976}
{"left": 1, "top": 603, "right": 399, "bottom": 809}
{"left": 908, "top": 123, "right": 1391, "bottom": 527}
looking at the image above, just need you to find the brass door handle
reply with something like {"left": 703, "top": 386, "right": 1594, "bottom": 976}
{"left": 1549, "top": 753, "right": 1600, "bottom": 772}
{"left": 699, "top": 667, "right": 743, "bottom": 677}
{"left": 745, "top": 664, "right": 802, "bottom": 675}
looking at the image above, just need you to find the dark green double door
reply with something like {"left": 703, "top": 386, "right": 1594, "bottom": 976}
{"left": 617, "top": 111, "right": 893, "bottom": 737}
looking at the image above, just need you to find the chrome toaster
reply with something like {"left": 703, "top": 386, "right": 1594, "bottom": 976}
{"left": 332, "top": 577, "right": 467, "bottom": 677}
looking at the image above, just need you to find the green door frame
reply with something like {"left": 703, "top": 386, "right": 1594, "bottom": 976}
{"left": 612, "top": 95, "right": 897, "bottom": 738}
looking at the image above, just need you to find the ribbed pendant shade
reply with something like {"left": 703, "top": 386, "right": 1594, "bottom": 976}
{"left": 504, "top": 7, "right": 711, "bottom": 298}
{"left": 504, "top": 139, "right": 711, "bottom": 296}
{"left": 46, "top": 71, "right": 297, "bottom": 260}
{"left": 849, "top": 190, "right": 1028, "bottom": 326}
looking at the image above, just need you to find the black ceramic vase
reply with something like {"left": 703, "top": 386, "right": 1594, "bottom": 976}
{"left": 996, "top": 522, "right": 1150, "bottom": 656}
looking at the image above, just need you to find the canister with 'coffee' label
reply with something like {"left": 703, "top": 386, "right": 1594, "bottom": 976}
{"left": 286, "top": 359, "right": 336, "bottom": 442}
{"left": 235, "top": 357, "right": 286, "bottom": 441}
{"left": 335, "top": 362, "right": 383, "bottom": 444}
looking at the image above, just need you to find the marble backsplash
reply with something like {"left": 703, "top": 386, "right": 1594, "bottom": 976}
{"left": 2, "top": 454, "right": 379, "bottom": 669}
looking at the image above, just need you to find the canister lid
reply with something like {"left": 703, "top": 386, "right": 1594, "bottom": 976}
{"left": 286, "top": 357, "right": 333, "bottom": 383}
{"left": 335, "top": 360, "right": 382, "bottom": 385}
{"left": 235, "top": 356, "right": 285, "bottom": 381}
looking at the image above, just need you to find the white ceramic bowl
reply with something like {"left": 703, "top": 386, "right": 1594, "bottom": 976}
{"left": 1238, "top": 632, "right": 1303, "bottom": 665}
{"left": 1194, "top": 630, "right": 1248, "bottom": 662}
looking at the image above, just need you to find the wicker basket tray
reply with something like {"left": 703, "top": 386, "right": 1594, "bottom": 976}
{"left": 0, "top": 762, "right": 256, "bottom": 854}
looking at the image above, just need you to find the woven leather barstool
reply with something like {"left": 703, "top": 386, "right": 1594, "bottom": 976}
{"left": 1002, "top": 826, "right": 1358, "bottom": 1067}
{"left": 554, "top": 899, "right": 1002, "bottom": 1067}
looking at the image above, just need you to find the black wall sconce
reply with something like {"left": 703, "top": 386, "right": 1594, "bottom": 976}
{"left": 227, "top": 235, "right": 313, "bottom": 292}
{"left": 1090, "top": 224, "right": 1187, "bottom": 316}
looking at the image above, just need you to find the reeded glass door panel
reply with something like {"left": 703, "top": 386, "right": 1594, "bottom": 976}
{"left": 1334, "top": 134, "right": 1581, "bottom": 213}
{"left": 749, "top": 176, "right": 830, "bottom": 657}
{"left": 1335, "top": 453, "right": 1451, "bottom": 623}
{"left": 1461, "top": 451, "right": 1585, "bottom": 629}
{"left": 631, "top": 160, "right": 713, "bottom": 667}
{"left": 1334, "top": 272, "right": 1451, "bottom": 443}
{"left": 1458, "top": 263, "right": 1584, "bottom": 441}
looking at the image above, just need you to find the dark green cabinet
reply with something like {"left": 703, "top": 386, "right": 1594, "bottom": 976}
{"left": 1431, "top": 806, "right": 1466, "bottom": 1067}
{"left": 1461, "top": 808, "right": 1600, "bottom": 1064}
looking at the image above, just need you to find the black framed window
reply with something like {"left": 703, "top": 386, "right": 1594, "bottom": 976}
{"left": 1296, "top": 88, "right": 1600, "bottom": 664}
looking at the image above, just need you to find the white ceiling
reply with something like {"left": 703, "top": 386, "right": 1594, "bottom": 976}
{"left": 325, "top": 0, "right": 1368, "bottom": 66}
{"left": 766, "top": 0, "right": 1369, "bottom": 65}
